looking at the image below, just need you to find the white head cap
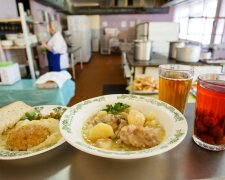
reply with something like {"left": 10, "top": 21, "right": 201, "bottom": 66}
{"left": 49, "top": 20, "right": 62, "bottom": 33}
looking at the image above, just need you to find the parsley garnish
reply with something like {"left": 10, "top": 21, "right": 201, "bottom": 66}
{"left": 103, "top": 102, "right": 130, "bottom": 114}
{"left": 20, "top": 111, "right": 37, "bottom": 121}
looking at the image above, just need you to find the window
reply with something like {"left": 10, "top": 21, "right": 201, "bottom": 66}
{"left": 173, "top": 0, "right": 218, "bottom": 45}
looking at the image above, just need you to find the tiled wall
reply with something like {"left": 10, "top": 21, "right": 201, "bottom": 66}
{"left": 0, "top": 0, "right": 18, "bottom": 18}
{"left": 29, "top": 0, "right": 64, "bottom": 33}
{"left": 100, "top": 7, "right": 175, "bottom": 42}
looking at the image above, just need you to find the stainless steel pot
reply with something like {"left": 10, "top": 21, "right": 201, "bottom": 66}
{"left": 133, "top": 40, "right": 152, "bottom": 61}
{"left": 176, "top": 45, "right": 201, "bottom": 63}
{"left": 169, "top": 41, "right": 185, "bottom": 59}
{"left": 200, "top": 51, "right": 212, "bottom": 60}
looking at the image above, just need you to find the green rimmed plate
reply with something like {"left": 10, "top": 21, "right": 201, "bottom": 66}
{"left": 0, "top": 105, "right": 67, "bottom": 160}
{"left": 60, "top": 94, "right": 188, "bottom": 159}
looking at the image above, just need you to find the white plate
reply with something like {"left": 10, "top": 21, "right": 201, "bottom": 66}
{"left": 127, "top": 86, "right": 158, "bottom": 95}
{"left": 131, "top": 89, "right": 158, "bottom": 95}
{"left": 60, "top": 94, "right": 188, "bottom": 159}
{"left": 0, "top": 105, "right": 67, "bottom": 160}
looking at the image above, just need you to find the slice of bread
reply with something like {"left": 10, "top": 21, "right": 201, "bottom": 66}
{"left": 36, "top": 81, "right": 58, "bottom": 89}
{"left": 0, "top": 101, "right": 33, "bottom": 134}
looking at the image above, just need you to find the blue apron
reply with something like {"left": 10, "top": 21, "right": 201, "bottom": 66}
{"left": 47, "top": 50, "right": 61, "bottom": 72}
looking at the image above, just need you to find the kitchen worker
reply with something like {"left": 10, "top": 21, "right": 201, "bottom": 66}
{"left": 41, "top": 20, "right": 69, "bottom": 71}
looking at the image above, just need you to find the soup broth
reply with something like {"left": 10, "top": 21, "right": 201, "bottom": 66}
{"left": 82, "top": 103, "right": 165, "bottom": 151}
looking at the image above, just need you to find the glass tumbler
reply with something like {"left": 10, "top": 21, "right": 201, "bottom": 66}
{"left": 193, "top": 73, "right": 225, "bottom": 151}
{"left": 158, "top": 64, "right": 194, "bottom": 114}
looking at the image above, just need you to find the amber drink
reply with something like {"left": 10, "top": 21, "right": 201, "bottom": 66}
{"left": 159, "top": 64, "right": 194, "bottom": 113}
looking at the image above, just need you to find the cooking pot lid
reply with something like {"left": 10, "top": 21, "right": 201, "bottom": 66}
{"left": 133, "top": 39, "right": 152, "bottom": 43}
{"left": 169, "top": 41, "right": 184, "bottom": 44}
{"left": 184, "top": 45, "right": 201, "bottom": 48}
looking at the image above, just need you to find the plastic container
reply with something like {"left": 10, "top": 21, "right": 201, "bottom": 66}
{"left": 0, "top": 63, "right": 21, "bottom": 85}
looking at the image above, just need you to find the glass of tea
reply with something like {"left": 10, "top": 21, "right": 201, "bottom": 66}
{"left": 193, "top": 73, "right": 225, "bottom": 151}
{"left": 158, "top": 64, "right": 194, "bottom": 113}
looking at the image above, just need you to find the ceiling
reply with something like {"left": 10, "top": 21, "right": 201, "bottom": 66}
{"left": 34, "top": 0, "right": 170, "bottom": 15}
{"left": 71, "top": 0, "right": 99, "bottom": 2}
{"left": 67, "top": 0, "right": 170, "bottom": 15}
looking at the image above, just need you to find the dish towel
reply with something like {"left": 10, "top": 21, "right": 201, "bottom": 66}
{"left": 35, "top": 71, "right": 72, "bottom": 88}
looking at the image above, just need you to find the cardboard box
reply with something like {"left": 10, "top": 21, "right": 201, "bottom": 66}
{"left": 0, "top": 63, "right": 21, "bottom": 85}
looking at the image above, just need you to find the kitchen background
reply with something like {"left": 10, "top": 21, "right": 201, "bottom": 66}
{"left": 0, "top": 0, "right": 225, "bottom": 77}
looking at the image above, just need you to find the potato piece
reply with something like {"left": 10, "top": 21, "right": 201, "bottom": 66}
{"left": 128, "top": 109, "right": 145, "bottom": 126}
{"left": 96, "top": 111, "right": 107, "bottom": 118}
{"left": 96, "top": 139, "right": 113, "bottom": 149}
{"left": 144, "top": 119, "right": 160, "bottom": 128}
{"left": 94, "top": 111, "right": 108, "bottom": 122}
{"left": 88, "top": 123, "right": 114, "bottom": 141}
{"left": 146, "top": 112, "right": 157, "bottom": 121}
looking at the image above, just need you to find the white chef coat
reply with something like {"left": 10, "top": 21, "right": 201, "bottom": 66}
{"left": 47, "top": 31, "right": 69, "bottom": 69}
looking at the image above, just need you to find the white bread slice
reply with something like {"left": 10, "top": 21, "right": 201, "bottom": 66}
{"left": 36, "top": 81, "right": 58, "bottom": 89}
{"left": 0, "top": 101, "right": 33, "bottom": 134}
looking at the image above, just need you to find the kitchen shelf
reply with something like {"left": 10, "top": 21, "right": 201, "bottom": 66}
{"left": 0, "top": 18, "right": 21, "bottom": 23}
{"left": 2, "top": 44, "right": 38, "bottom": 50}
{"left": 25, "top": 17, "right": 46, "bottom": 25}
{"left": 0, "top": 17, "right": 44, "bottom": 25}
{"left": 0, "top": 3, "right": 38, "bottom": 79}
{"left": 2, "top": 46, "right": 26, "bottom": 50}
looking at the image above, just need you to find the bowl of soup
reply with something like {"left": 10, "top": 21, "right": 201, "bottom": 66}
{"left": 60, "top": 94, "right": 188, "bottom": 159}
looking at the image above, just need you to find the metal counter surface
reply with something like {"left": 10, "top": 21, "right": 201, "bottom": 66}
{"left": 0, "top": 103, "right": 225, "bottom": 180}
{"left": 126, "top": 53, "right": 214, "bottom": 67}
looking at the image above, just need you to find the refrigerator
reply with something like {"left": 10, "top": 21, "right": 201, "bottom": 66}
{"left": 136, "top": 22, "right": 180, "bottom": 56}
{"left": 67, "top": 15, "right": 92, "bottom": 62}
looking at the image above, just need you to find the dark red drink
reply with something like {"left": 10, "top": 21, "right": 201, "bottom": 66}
{"left": 193, "top": 74, "right": 225, "bottom": 151}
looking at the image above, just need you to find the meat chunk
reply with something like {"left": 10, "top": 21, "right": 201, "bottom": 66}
{"left": 6, "top": 124, "right": 50, "bottom": 151}
{"left": 107, "top": 114, "right": 128, "bottom": 132}
{"left": 107, "top": 116, "right": 119, "bottom": 132}
{"left": 119, "top": 125, "right": 163, "bottom": 148}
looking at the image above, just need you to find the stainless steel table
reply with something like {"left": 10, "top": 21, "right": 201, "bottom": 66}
{"left": 0, "top": 103, "right": 225, "bottom": 180}
{"left": 68, "top": 46, "right": 83, "bottom": 79}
